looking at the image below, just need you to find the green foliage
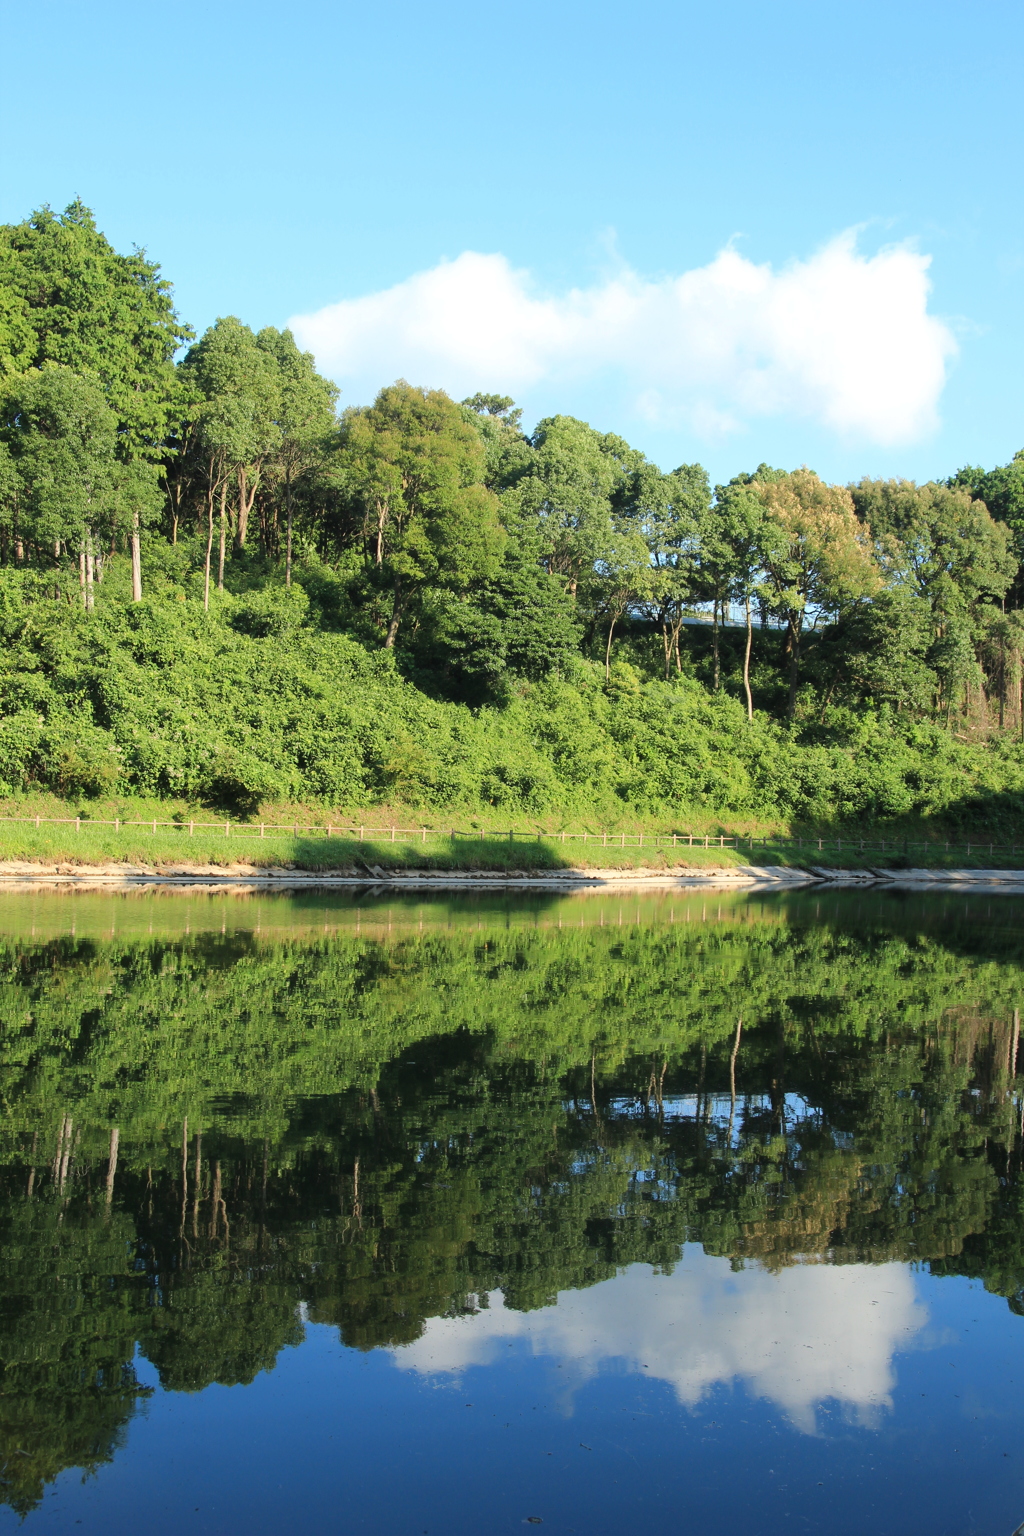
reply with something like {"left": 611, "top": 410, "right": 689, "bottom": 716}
{"left": 950, "top": 450, "right": 1024, "bottom": 593}
{"left": 2, "top": 199, "right": 1024, "bottom": 825}
{"left": 0, "top": 366, "right": 162, "bottom": 564}
{"left": 337, "top": 383, "right": 504, "bottom": 647}
{"left": 0, "top": 200, "right": 190, "bottom": 455}
{"left": 0, "top": 561, "right": 1023, "bottom": 820}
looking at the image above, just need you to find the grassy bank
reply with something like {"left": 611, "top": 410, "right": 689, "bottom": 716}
{"left": 1, "top": 796, "right": 1023, "bottom": 872}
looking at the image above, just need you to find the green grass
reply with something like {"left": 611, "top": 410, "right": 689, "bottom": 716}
{"left": 0, "top": 792, "right": 1022, "bottom": 872}
{"left": 1, "top": 814, "right": 1023, "bottom": 873}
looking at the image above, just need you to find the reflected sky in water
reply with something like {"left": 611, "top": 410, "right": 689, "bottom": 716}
{"left": 3, "top": 885, "right": 1024, "bottom": 1535}
{"left": 394, "top": 1253, "right": 928, "bottom": 1433}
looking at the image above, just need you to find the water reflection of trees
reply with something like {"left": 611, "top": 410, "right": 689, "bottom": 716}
{"left": 3, "top": 908, "right": 1024, "bottom": 1511}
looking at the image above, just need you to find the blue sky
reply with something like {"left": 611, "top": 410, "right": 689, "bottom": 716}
{"left": 2, "top": 0, "right": 1022, "bottom": 485}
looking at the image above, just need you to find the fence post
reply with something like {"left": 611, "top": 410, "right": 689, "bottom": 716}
{"left": 423, "top": 828, "right": 427, "bottom": 844}
{"left": 225, "top": 822, "right": 229, "bottom": 838}
{"left": 76, "top": 817, "right": 80, "bottom": 832}
{"left": 153, "top": 819, "right": 157, "bottom": 834}
{"left": 35, "top": 814, "right": 40, "bottom": 829}
{"left": 391, "top": 826, "right": 396, "bottom": 843}
{"left": 115, "top": 818, "right": 120, "bottom": 832}
{"left": 261, "top": 824, "right": 265, "bottom": 838}
{"left": 359, "top": 826, "right": 364, "bottom": 842}
{"left": 189, "top": 820, "right": 194, "bottom": 837}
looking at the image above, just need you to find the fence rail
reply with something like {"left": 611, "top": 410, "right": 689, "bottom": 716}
{"left": 0, "top": 815, "right": 1020, "bottom": 858}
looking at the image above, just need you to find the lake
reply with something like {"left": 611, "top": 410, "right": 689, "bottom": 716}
{"left": 2, "top": 884, "right": 1024, "bottom": 1535}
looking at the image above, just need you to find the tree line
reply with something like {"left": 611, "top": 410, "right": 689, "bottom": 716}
{"left": 2, "top": 201, "right": 1023, "bottom": 735}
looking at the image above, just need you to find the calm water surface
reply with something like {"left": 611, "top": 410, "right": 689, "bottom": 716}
{"left": 2, "top": 885, "right": 1024, "bottom": 1534}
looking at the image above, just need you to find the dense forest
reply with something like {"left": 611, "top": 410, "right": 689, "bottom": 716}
{"left": 3, "top": 889, "right": 1024, "bottom": 1511}
{"left": 3, "top": 201, "right": 1024, "bottom": 824}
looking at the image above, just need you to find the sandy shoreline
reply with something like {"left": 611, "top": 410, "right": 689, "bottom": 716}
{"left": 0, "top": 861, "right": 1023, "bottom": 892}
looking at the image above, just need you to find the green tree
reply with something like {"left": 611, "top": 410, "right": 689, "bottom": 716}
{"left": 256, "top": 328, "right": 338, "bottom": 585}
{"left": 711, "top": 477, "right": 777, "bottom": 719}
{"left": 0, "top": 366, "right": 160, "bottom": 606}
{"left": 809, "top": 586, "right": 937, "bottom": 719}
{"left": 338, "top": 382, "right": 504, "bottom": 648}
{"left": 616, "top": 461, "right": 710, "bottom": 679}
{"left": 950, "top": 452, "right": 1024, "bottom": 602}
{"left": 851, "top": 478, "right": 1017, "bottom": 720}
{"left": 591, "top": 526, "right": 654, "bottom": 681}
{"left": 421, "top": 547, "right": 581, "bottom": 703}
{"left": 0, "top": 201, "right": 190, "bottom": 456}
{"left": 179, "top": 318, "right": 282, "bottom": 607}
{"left": 461, "top": 394, "right": 533, "bottom": 492}
{"left": 756, "top": 469, "right": 881, "bottom": 718}
{"left": 501, "top": 416, "right": 642, "bottom": 596}
{"left": 853, "top": 479, "right": 1015, "bottom": 615}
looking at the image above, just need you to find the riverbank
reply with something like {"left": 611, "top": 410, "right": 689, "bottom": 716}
{"left": 3, "top": 860, "right": 1024, "bottom": 891}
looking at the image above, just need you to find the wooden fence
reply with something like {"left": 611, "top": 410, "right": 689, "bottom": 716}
{"left": 0, "top": 815, "right": 1020, "bottom": 859}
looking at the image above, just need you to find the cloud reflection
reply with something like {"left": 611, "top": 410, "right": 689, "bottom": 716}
{"left": 390, "top": 1248, "right": 927, "bottom": 1432}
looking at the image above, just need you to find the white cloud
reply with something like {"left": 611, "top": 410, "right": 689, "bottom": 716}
{"left": 289, "top": 234, "right": 955, "bottom": 446}
{"left": 389, "top": 1250, "right": 927, "bottom": 1433}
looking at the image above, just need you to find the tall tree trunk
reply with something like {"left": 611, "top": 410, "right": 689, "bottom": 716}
{"left": 79, "top": 546, "right": 87, "bottom": 609}
{"left": 105, "top": 1127, "right": 119, "bottom": 1205}
{"left": 203, "top": 472, "right": 215, "bottom": 612}
{"left": 130, "top": 510, "right": 142, "bottom": 602}
{"left": 217, "top": 479, "right": 228, "bottom": 591}
{"left": 384, "top": 576, "right": 403, "bottom": 649}
{"left": 85, "top": 530, "right": 95, "bottom": 611}
{"left": 605, "top": 612, "right": 617, "bottom": 682}
{"left": 374, "top": 498, "right": 386, "bottom": 567}
{"left": 286, "top": 470, "right": 293, "bottom": 589}
{"left": 743, "top": 595, "right": 753, "bottom": 722}
{"left": 785, "top": 614, "right": 801, "bottom": 719}
{"left": 236, "top": 465, "right": 257, "bottom": 551}
{"left": 192, "top": 1131, "right": 202, "bottom": 1239}
{"left": 727, "top": 1016, "right": 743, "bottom": 1141}
{"left": 712, "top": 598, "right": 720, "bottom": 691}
